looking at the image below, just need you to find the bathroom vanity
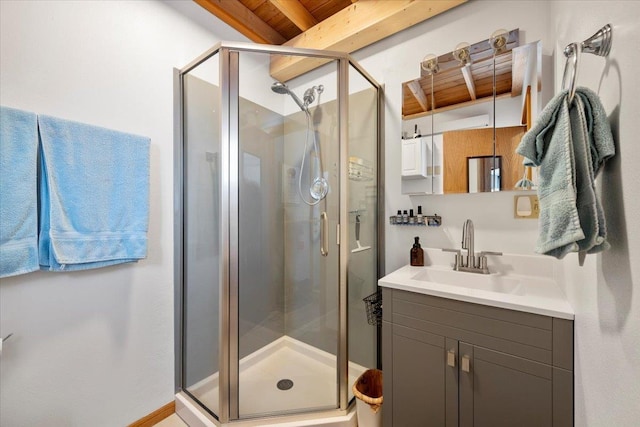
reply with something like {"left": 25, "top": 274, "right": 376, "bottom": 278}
{"left": 379, "top": 251, "right": 574, "bottom": 427}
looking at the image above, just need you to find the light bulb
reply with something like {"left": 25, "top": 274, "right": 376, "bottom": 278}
{"left": 421, "top": 53, "right": 439, "bottom": 75}
{"left": 453, "top": 42, "right": 471, "bottom": 66}
{"left": 490, "top": 29, "right": 509, "bottom": 53}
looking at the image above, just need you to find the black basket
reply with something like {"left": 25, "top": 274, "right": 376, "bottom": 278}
{"left": 363, "top": 290, "right": 382, "bottom": 326}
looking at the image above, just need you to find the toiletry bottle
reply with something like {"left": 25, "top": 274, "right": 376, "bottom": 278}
{"left": 410, "top": 236, "right": 424, "bottom": 266}
{"left": 409, "top": 209, "right": 415, "bottom": 224}
{"left": 417, "top": 205, "right": 424, "bottom": 225}
{"left": 402, "top": 210, "right": 409, "bottom": 224}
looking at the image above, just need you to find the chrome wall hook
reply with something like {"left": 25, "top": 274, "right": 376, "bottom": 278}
{"left": 562, "top": 24, "right": 612, "bottom": 103}
{"left": 581, "top": 24, "right": 612, "bottom": 57}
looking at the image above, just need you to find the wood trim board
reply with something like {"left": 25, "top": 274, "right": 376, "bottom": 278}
{"left": 128, "top": 401, "right": 175, "bottom": 427}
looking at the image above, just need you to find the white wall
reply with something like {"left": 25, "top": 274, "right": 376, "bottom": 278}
{"left": 549, "top": 2, "right": 640, "bottom": 425}
{"left": 0, "top": 1, "right": 246, "bottom": 425}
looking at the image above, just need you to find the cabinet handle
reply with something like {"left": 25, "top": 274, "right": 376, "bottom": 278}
{"left": 447, "top": 350, "right": 456, "bottom": 367}
{"left": 461, "top": 355, "right": 471, "bottom": 373}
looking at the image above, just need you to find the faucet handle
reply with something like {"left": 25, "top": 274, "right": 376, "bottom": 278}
{"left": 442, "top": 248, "right": 462, "bottom": 270}
{"left": 478, "top": 251, "right": 502, "bottom": 257}
{"left": 442, "top": 248, "right": 461, "bottom": 254}
{"left": 478, "top": 251, "right": 502, "bottom": 273}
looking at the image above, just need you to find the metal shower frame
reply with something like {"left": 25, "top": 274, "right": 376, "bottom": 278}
{"left": 173, "top": 41, "right": 385, "bottom": 425}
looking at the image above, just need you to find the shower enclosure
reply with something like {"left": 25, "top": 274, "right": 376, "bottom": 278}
{"left": 174, "top": 42, "right": 383, "bottom": 424}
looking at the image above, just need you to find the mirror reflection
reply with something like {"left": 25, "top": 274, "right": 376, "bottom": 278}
{"left": 400, "top": 29, "right": 543, "bottom": 195}
{"left": 468, "top": 155, "right": 501, "bottom": 193}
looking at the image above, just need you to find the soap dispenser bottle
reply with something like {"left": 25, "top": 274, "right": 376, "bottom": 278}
{"left": 410, "top": 236, "right": 424, "bottom": 266}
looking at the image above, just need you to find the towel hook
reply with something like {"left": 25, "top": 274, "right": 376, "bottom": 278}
{"left": 561, "top": 24, "right": 612, "bottom": 104}
{"left": 582, "top": 24, "right": 613, "bottom": 57}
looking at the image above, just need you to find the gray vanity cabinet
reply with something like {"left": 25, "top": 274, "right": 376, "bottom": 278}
{"left": 381, "top": 288, "right": 573, "bottom": 427}
{"left": 384, "top": 323, "right": 458, "bottom": 426}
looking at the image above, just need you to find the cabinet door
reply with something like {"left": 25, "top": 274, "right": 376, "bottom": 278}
{"left": 390, "top": 324, "right": 457, "bottom": 427}
{"left": 459, "top": 343, "right": 553, "bottom": 427}
{"left": 401, "top": 137, "right": 429, "bottom": 179}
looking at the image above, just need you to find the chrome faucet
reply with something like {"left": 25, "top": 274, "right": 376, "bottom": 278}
{"left": 443, "top": 219, "right": 502, "bottom": 274}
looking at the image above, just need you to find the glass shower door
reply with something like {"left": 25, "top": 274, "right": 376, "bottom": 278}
{"left": 347, "top": 62, "right": 379, "bottom": 401}
{"left": 182, "top": 52, "right": 221, "bottom": 417}
{"left": 235, "top": 50, "right": 341, "bottom": 419}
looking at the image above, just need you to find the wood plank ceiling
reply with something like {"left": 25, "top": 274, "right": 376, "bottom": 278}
{"left": 194, "top": 0, "right": 468, "bottom": 81}
{"left": 402, "top": 29, "right": 522, "bottom": 119}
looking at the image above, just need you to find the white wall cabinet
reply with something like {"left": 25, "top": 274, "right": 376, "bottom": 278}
{"left": 401, "top": 135, "right": 443, "bottom": 195}
{"left": 401, "top": 137, "right": 429, "bottom": 179}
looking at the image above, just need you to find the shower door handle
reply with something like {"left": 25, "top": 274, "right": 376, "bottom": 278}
{"left": 320, "top": 212, "right": 328, "bottom": 257}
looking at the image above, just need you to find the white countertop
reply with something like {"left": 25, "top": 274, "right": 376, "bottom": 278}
{"left": 379, "top": 250, "right": 574, "bottom": 320}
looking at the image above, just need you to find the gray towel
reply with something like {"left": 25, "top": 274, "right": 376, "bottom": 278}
{"left": 516, "top": 87, "right": 615, "bottom": 261}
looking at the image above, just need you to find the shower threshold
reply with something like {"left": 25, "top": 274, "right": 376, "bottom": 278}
{"left": 176, "top": 393, "right": 356, "bottom": 427}
{"left": 177, "top": 336, "right": 365, "bottom": 426}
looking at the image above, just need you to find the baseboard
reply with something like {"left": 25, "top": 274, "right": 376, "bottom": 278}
{"left": 128, "top": 401, "right": 176, "bottom": 427}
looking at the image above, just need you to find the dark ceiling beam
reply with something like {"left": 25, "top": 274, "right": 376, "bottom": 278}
{"left": 194, "top": 0, "right": 286, "bottom": 45}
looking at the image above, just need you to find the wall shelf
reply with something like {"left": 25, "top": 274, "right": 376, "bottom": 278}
{"left": 390, "top": 214, "right": 442, "bottom": 227}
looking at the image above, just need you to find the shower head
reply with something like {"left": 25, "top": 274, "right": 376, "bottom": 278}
{"left": 271, "top": 81, "right": 289, "bottom": 94}
{"left": 271, "top": 81, "right": 307, "bottom": 112}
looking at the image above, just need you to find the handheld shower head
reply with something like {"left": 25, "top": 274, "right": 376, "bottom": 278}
{"left": 271, "top": 81, "right": 307, "bottom": 112}
{"left": 271, "top": 82, "right": 324, "bottom": 112}
{"left": 270, "top": 81, "right": 289, "bottom": 94}
{"left": 272, "top": 80, "right": 327, "bottom": 206}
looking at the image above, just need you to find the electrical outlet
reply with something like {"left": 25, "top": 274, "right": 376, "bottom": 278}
{"left": 514, "top": 195, "right": 539, "bottom": 219}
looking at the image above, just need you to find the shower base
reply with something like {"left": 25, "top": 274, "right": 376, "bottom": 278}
{"left": 178, "top": 336, "right": 366, "bottom": 426}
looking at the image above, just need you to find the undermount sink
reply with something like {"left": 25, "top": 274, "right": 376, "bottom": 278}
{"left": 411, "top": 267, "right": 525, "bottom": 295}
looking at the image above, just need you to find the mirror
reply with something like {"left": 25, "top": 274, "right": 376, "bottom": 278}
{"left": 441, "top": 126, "right": 527, "bottom": 193}
{"left": 401, "top": 30, "right": 543, "bottom": 195}
{"left": 468, "top": 156, "right": 501, "bottom": 193}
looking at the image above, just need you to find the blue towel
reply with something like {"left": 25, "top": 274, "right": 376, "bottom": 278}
{"left": 38, "top": 115, "right": 150, "bottom": 271}
{"left": 0, "top": 106, "right": 39, "bottom": 277}
{"left": 516, "top": 87, "right": 615, "bottom": 260}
